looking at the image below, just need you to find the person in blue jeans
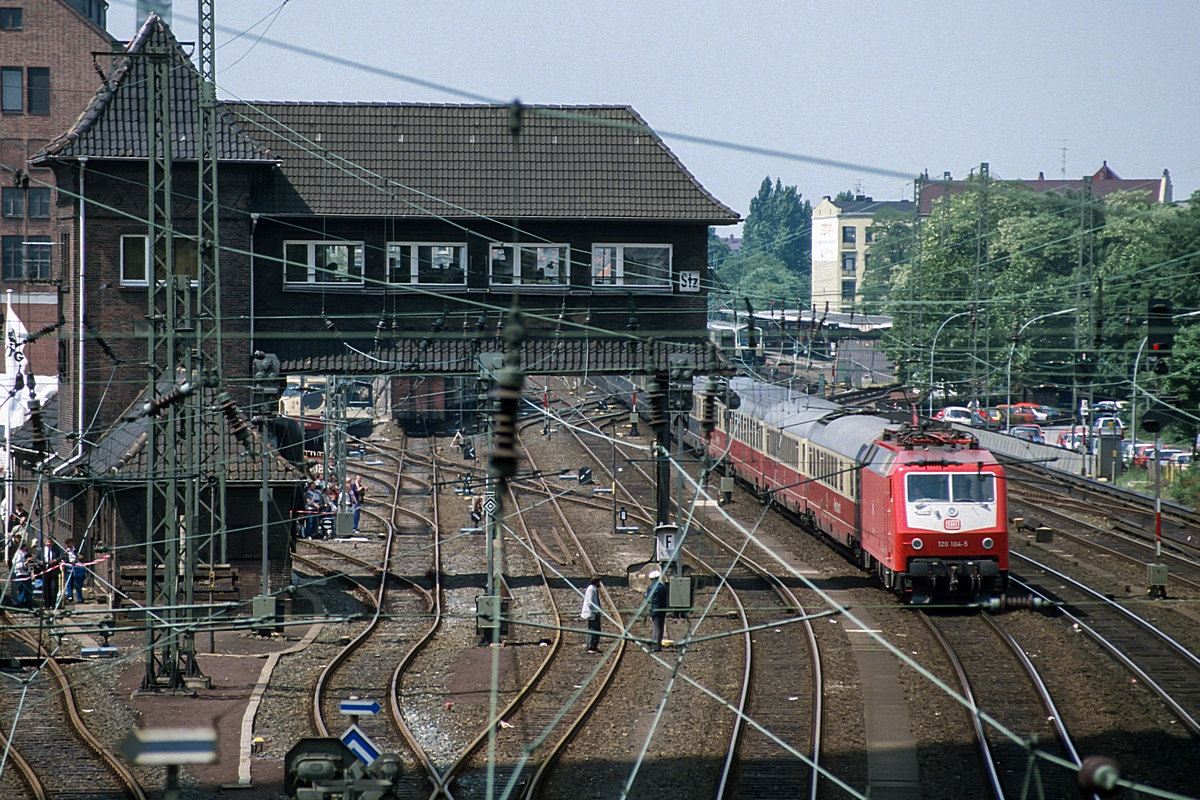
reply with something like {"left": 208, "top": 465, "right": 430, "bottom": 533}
{"left": 11, "top": 542, "right": 32, "bottom": 609}
{"left": 646, "top": 570, "right": 669, "bottom": 652}
{"left": 345, "top": 476, "right": 362, "bottom": 534}
{"left": 63, "top": 538, "right": 86, "bottom": 603}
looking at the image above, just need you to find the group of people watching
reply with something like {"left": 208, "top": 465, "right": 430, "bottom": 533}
{"left": 300, "top": 475, "right": 366, "bottom": 539}
{"left": 5, "top": 503, "right": 87, "bottom": 611}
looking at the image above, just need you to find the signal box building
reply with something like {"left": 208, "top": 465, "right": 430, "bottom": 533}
{"left": 30, "top": 14, "right": 737, "bottom": 584}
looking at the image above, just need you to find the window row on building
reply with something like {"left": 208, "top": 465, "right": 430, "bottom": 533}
{"left": 1, "top": 66, "right": 49, "bottom": 115}
{"left": 1, "top": 186, "right": 51, "bottom": 218}
{"left": 118, "top": 237, "right": 676, "bottom": 289}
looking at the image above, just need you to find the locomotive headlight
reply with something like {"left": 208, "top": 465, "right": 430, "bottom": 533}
{"left": 982, "top": 537, "right": 994, "bottom": 549}
{"left": 910, "top": 538, "right": 924, "bottom": 550}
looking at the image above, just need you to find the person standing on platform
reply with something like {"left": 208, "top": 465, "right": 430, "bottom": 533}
{"left": 40, "top": 537, "right": 62, "bottom": 609}
{"left": 6, "top": 502, "right": 28, "bottom": 564}
{"left": 11, "top": 542, "right": 32, "bottom": 608}
{"left": 344, "top": 477, "right": 361, "bottom": 534}
{"left": 63, "top": 538, "right": 85, "bottom": 604}
{"left": 581, "top": 576, "right": 602, "bottom": 653}
{"left": 303, "top": 481, "right": 322, "bottom": 539}
{"left": 646, "top": 570, "right": 669, "bottom": 652}
{"left": 353, "top": 475, "right": 366, "bottom": 528}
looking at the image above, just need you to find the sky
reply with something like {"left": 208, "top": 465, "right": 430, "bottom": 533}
{"left": 113, "top": 1, "right": 1199, "bottom": 231}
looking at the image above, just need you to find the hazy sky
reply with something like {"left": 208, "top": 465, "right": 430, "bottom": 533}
{"left": 113, "top": 1, "right": 1199, "bottom": 230}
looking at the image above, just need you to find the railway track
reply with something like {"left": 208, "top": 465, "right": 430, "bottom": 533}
{"left": 555, "top": 383, "right": 825, "bottom": 800}
{"left": 302, "top": 436, "right": 447, "bottom": 795}
{"left": 436, "top": 414, "right": 625, "bottom": 800}
{"left": 1006, "top": 463, "right": 1200, "bottom": 558}
{"left": 1009, "top": 498, "right": 1200, "bottom": 592}
{"left": 1010, "top": 551, "right": 1200, "bottom": 736}
{"left": 0, "top": 619, "right": 145, "bottom": 800}
{"left": 919, "top": 611, "right": 1084, "bottom": 799}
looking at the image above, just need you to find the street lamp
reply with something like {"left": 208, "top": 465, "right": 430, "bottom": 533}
{"left": 1005, "top": 308, "right": 1076, "bottom": 429}
{"left": 928, "top": 311, "right": 970, "bottom": 418}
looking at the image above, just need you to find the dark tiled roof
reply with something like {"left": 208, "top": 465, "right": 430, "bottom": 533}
{"left": 11, "top": 393, "right": 58, "bottom": 455}
{"left": 275, "top": 336, "right": 717, "bottom": 375}
{"left": 74, "top": 384, "right": 304, "bottom": 484}
{"left": 37, "top": 14, "right": 273, "bottom": 163}
{"left": 225, "top": 102, "right": 738, "bottom": 222}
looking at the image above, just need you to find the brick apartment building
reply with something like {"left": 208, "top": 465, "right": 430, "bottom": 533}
{"left": 0, "top": 0, "right": 114, "bottom": 377}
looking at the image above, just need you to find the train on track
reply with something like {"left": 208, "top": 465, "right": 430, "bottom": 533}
{"left": 280, "top": 376, "right": 375, "bottom": 440}
{"left": 684, "top": 377, "right": 1009, "bottom": 603}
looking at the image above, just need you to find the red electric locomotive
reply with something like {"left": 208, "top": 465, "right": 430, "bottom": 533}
{"left": 690, "top": 377, "right": 1008, "bottom": 603}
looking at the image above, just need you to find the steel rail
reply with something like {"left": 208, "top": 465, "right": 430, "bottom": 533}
{"left": 308, "top": 437, "right": 447, "bottom": 791}
{"left": 917, "top": 613, "right": 1004, "bottom": 800}
{"left": 1009, "top": 555, "right": 1200, "bottom": 735}
{"left": 1009, "top": 499, "right": 1200, "bottom": 591}
{"left": 557, "top": 381, "right": 823, "bottom": 800}
{"left": 0, "top": 615, "right": 145, "bottom": 800}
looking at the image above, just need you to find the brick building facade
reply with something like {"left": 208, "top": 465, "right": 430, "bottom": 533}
{"left": 0, "top": 0, "right": 114, "bottom": 375}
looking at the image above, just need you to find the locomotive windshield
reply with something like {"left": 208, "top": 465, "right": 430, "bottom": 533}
{"left": 907, "top": 474, "right": 949, "bottom": 502}
{"left": 907, "top": 473, "right": 995, "bottom": 503}
{"left": 952, "top": 473, "right": 994, "bottom": 502}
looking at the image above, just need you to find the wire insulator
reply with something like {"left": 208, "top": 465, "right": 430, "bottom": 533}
{"left": 216, "top": 391, "right": 255, "bottom": 452}
{"left": 28, "top": 397, "right": 48, "bottom": 454}
{"left": 1077, "top": 756, "right": 1121, "bottom": 798}
{"left": 134, "top": 381, "right": 194, "bottom": 419}
{"left": 488, "top": 367, "right": 524, "bottom": 479}
{"left": 701, "top": 379, "right": 718, "bottom": 434}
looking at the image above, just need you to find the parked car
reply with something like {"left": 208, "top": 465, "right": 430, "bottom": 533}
{"left": 1170, "top": 453, "right": 1192, "bottom": 469}
{"left": 1011, "top": 402, "right": 1051, "bottom": 422}
{"left": 1093, "top": 416, "right": 1125, "bottom": 439}
{"left": 1132, "top": 443, "right": 1158, "bottom": 467}
{"left": 934, "top": 406, "right": 975, "bottom": 425}
{"left": 1094, "top": 400, "right": 1128, "bottom": 414}
{"left": 1009, "top": 424, "right": 1046, "bottom": 444}
{"left": 974, "top": 408, "right": 1004, "bottom": 430}
{"left": 995, "top": 405, "right": 1036, "bottom": 425}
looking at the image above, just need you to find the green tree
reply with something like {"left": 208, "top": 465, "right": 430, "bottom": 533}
{"left": 732, "top": 252, "right": 805, "bottom": 305}
{"left": 741, "top": 177, "right": 813, "bottom": 301}
{"left": 859, "top": 206, "right": 917, "bottom": 314}
{"left": 834, "top": 189, "right": 856, "bottom": 202}
{"left": 708, "top": 227, "right": 732, "bottom": 271}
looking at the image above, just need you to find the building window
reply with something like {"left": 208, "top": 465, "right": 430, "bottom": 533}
{"left": 1, "top": 186, "right": 23, "bottom": 217}
{"left": 387, "top": 243, "right": 466, "bottom": 286}
{"left": 591, "top": 244, "right": 671, "bottom": 288}
{"left": 0, "top": 9, "right": 21, "bottom": 30}
{"left": 842, "top": 225, "right": 856, "bottom": 244}
{"left": 283, "top": 240, "right": 363, "bottom": 285}
{"left": 865, "top": 227, "right": 874, "bottom": 243}
{"left": 841, "top": 253, "right": 856, "bottom": 275}
{"left": 489, "top": 243, "right": 568, "bottom": 287}
{"left": 25, "top": 235, "right": 49, "bottom": 280}
{"left": 841, "top": 280, "right": 857, "bottom": 303}
{"left": 121, "top": 235, "right": 200, "bottom": 286}
{"left": 1, "top": 235, "right": 21, "bottom": 279}
{"left": 1, "top": 235, "right": 49, "bottom": 281}
{"left": 26, "top": 67, "right": 47, "bottom": 115}
{"left": 1, "top": 68, "right": 20, "bottom": 112}
{"left": 27, "top": 186, "right": 49, "bottom": 217}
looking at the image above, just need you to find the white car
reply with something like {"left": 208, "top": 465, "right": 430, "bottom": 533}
{"left": 937, "top": 406, "right": 974, "bottom": 425}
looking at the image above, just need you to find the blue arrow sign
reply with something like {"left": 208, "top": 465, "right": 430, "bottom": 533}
{"left": 339, "top": 698, "right": 381, "bottom": 716}
{"left": 340, "top": 724, "right": 381, "bottom": 765}
{"left": 119, "top": 728, "right": 217, "bottom": 766}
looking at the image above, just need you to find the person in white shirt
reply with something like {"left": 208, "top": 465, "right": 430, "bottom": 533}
{"left": 11, "top": 542, "right": 32, "bottom": 609}
{"left": 580, "top": 576, "right": 602, "bottom": 653}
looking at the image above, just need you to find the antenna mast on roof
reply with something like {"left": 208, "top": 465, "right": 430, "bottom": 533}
{"left": 1060, "top": 140, "right": 1068, "bottom": 180}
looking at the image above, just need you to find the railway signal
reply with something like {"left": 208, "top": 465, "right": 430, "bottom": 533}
{"left": 1147, "top": 298, "right": 1175, "bottom": 362}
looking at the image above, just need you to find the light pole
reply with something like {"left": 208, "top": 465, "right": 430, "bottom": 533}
{"left": 1005, "top": 308, "right": 1076, "bottom": 429}
{"left": 929, "top": 311, "right": 970, "bottom": 418}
